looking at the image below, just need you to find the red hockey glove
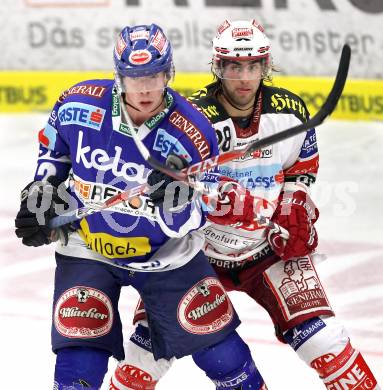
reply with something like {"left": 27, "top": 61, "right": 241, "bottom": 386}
{"left": 207, "top": 178, "right": 255, "bottom": 227}
{"left": 268, "top": 187, "right": 319, "bottom": 260}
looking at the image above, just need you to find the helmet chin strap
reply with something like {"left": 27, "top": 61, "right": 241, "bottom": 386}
{"left": 220, "top": 82, "right": 255, "bottom": 112}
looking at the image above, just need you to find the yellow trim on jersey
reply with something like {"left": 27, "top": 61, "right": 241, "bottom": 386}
{"left": 78, "top": 219, "right": 151, "bottom": 259}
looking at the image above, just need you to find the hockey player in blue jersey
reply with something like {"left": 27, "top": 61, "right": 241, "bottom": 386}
{"left": 14, "top": 24, "right": 267, "bottom": 389}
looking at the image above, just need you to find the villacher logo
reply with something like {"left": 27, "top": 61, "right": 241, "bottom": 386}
{"left": 177, "top": 277, "right": 233, "bottom": 334}
{"left": 54, "top": 286, "right": 113, "bottom": 338}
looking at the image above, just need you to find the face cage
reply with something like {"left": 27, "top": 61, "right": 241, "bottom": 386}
{"left": 115, "top": 64, "right": 175, "bottom": 94}
{"left": 212, "top": 57, "right": 272, "bottom": 81}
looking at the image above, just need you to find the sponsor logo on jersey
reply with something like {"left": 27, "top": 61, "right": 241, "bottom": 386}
{"left": 115, "top": 33, "right": 127, "bottom": 59}
{"left": 79, "top": 219, "right": 151, "bottom": 259}
{"left": 270, "top": 93, "right": 307, "bottom": 120}
{"left": 112, "top": 92, "right": 120, "bottom": 117}
{"left": 74, "top": 178, "right": 92, "bottom": 199}
{"left": 204, "top": 229, "right": 240, "bottom": 248}
{"left": 284, "top": 155, "right": 319, "bottom": 175}
{"left": 232, "top": 145, "right": 273, "bottom": 161}
{"left": 144, "top": 92, "right": 173, "bottom": 130}
{"left": 198, "top": 103, "right": 220, "bottom": 119}
{"left": 220, "top": 164, "right": 284, "bottom": 190}
{"left": 72, "top": 177, "right": 156, "bottom": 219}
{"left": 38, "top": 131, "right": 49, "bottom": 148}
{"left": 54, "top": 286, "right": 113, "bottom": 338}
{"left": 207, "top": 245, "right": 273, "bottom": 269}
{"left": 115, "top": 123, "right": 136, "bottom": 138}
{"left": 39, "top": 123, "right": 57, "bottom": 149}
{"left": 58, "top": 85, "right": 107, "bottom": 103}
{"left": 232, "top": 27, "right": 253, "bottom": 39}
{"left": 284, "top": 317, "right": 326, "bottom": 351}
{"left": 58, "top": 102, "right": 105, "bottom": 131}
{"left": 252, "top": 146, "right": 273, "bottom": 159}
{"left": 299, "top": 128, "right": 318, "bottom": 158}
{"left": 169, "top": 111, "right": 210, "bottom": 159}
{"left": 129, "top": 50, "right": 152, "bottom": 65}
{"left": 153, "top": 128, "right": 192, "bottom": 162}
{"left": 75, "top": 130, "right": 148, "bottom": 183}
{"left": 48, "top": 109, "right": 57, "bottom": 126}
{"left": 189, "top": 89, "right": 207, "bottom": 101}
{"left": 145, "top": 111, "right": 166, "bottom": 130}
{"left": 264, "top": 257, "right": 332, "bottom": 321}
{"left": 75, "top": 207, "right": 98, "bottom": 219}
{"left": 177, "top": 277, "right": 234, "bottom": 334}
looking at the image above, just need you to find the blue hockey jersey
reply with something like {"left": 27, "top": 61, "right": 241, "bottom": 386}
{"left": 35, "top": 79, "right": 218, "bottom": 268}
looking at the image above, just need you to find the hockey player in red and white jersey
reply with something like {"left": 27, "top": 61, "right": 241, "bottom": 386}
{"left": 110, "top": 20, "right": 380, "bottom": 389}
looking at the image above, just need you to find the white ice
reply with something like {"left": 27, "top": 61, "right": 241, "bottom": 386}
{"left": 0, "top": 114, "right": 382, "bottom": 389}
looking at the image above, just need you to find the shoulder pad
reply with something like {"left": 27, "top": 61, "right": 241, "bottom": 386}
{"left": 57, "top": 79, "right": 113, "bottom": 104}
{"left": 188, "top": 82, "right": 229, "bottom": 123}
{"left": 262, "top": 85, "right": 309, "bottom": 123}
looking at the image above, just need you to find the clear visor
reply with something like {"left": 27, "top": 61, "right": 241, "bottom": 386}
{"left": 213, "top": 58, "right": 266, "bottom": 80}
{"left": 121, "top": 72, "right": 168, "bottom": 93}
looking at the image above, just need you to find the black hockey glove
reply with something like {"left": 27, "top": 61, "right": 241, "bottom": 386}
{"left": 15, "top": 178, "right": 71, "bottom": 247}
{"left": 147, "top": 154, "right": 194, "bottom": 209}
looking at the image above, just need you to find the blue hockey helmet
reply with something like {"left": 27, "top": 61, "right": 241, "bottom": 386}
{"left": 114, "top": 24, "right": 173, "bottom": 79}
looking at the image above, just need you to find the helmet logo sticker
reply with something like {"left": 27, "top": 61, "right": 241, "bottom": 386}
{"left": 129, "top": 30, "right": 149, "bottom": 41}
{"left": 252, "top": 20, "right": 265, "bottom": 33}
{"left": 151, "top": 29, "right": 167, "bottom": 54}
{"left": 258, "top": 46, "right": 270, "bottom": 54}
{"left": 115, "top": 34, "right": 127, "bottom": 60}
{"left": 232, "top": 27, "right": 253, "bottom": 39}
{"left": 129, "top": 50, "right": 152, "bottom": 65}
{"left": 217, "top": 19, "right": 231, "bottom": 36}
{"left": 214, "top": 47, "right": 230, "bottom": 55}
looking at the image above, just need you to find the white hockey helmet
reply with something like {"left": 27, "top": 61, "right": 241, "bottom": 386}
{"left": 212, "top": 19, "right": 272, "bottom": 80}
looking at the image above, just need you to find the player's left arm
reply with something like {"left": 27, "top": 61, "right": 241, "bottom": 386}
{"left": 268, "top": 115, "right": 320, "bottom": 260}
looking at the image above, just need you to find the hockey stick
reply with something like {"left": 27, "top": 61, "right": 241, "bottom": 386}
{"left": 49, "top": 44, "right": 350, "bottom": 228}
{"left": 48, "top": 183, "right": 147, "bottom": 228}
{"left": 120, "top": 100, "right": 289, "bottom": 236}
{"left": 48, "top": 177, "right": 286, "bottom": 236}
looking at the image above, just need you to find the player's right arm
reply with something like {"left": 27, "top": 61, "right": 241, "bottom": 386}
{"left": 15, "top": 95, "right": 73, "bottom": 247}
{"left": 35, "top": 96, "right": 72, "bottom": 182}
